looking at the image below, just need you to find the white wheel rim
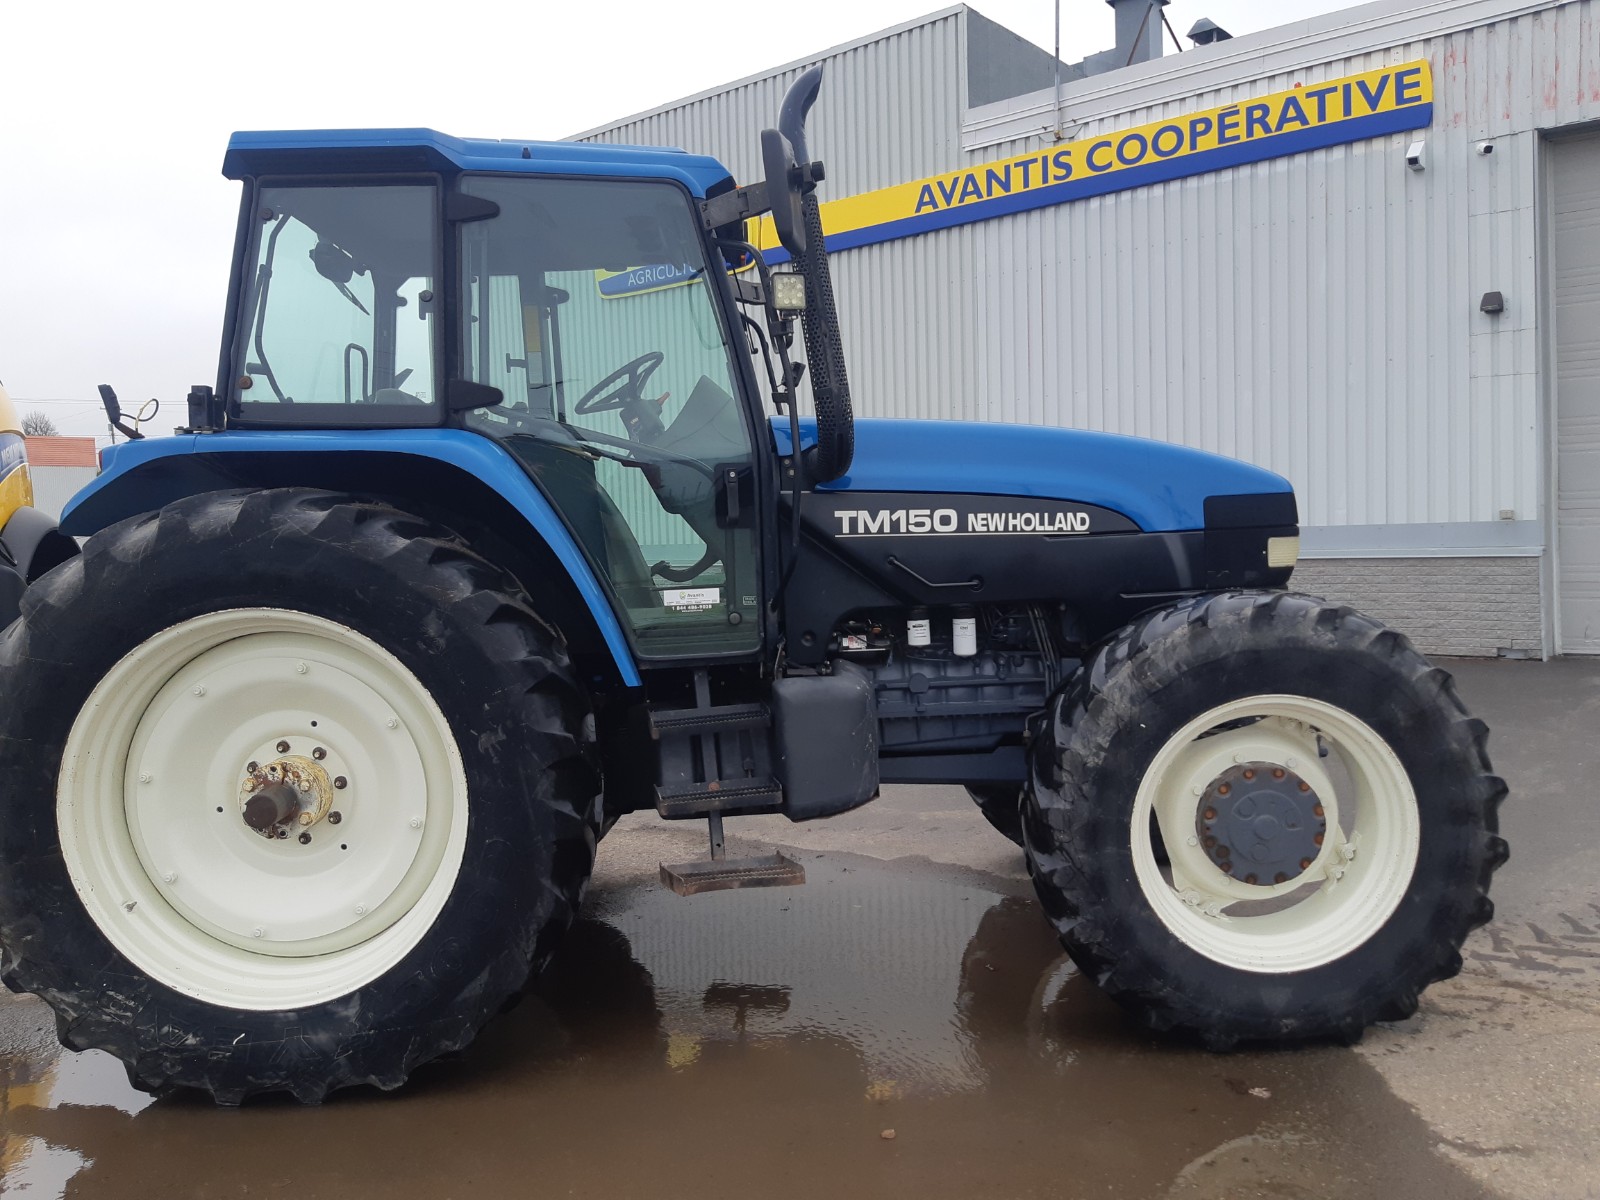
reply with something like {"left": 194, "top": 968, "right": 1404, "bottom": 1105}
{"left": 1131, "top": 694, "right": 1419, "bottom": 974}
{"left": 58, "top": 608, "right": 469, "bottom": 1010}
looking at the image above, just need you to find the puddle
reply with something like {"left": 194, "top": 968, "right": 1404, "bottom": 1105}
{"left": 0, "top": 852, "right": 1491, "bottom": 1199}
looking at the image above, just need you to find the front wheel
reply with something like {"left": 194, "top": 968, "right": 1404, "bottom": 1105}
{"left": 0, "top": 490, "right": 598, "bottom": 1103}
{"left": 1023, "top": 591, "right": 1508, "bottom": 1047}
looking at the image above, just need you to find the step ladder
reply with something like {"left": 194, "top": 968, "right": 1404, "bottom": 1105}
{"left": 653, "top": 670, "right": 805, "bottom": 896}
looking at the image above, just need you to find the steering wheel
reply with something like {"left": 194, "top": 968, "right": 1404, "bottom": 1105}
{"left": 574, "top": 351, "right": 664, "bottom": 415}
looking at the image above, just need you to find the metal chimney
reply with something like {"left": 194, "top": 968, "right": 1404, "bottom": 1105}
{"left": 1106, "top": 0, "right": 1168, "bottom": 67}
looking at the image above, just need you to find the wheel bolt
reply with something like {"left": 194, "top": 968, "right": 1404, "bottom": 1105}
{"left": 334, "top": 777, "right": 348, "bottom": 790}
{"left": 1300, "top": 782, "right": 1312, "bottom": 793}
{"left": 298, "top": 812, "right": 313, "bottom": 825}
{"left": 247, "top": 761, "right": 259, "bottom": 773}
{"left": 1203, "top": 835, "right": 1217, "bottom": 849}
{"left": 298, "top": 832, "right": 312, "bottom": 845}
{"left": 277, "top": 740, "right": 291, "bottom": 753}
{"left": 328, "top": 811, "right": 342, "bottom": 825}
{"left": 312, "top": 747, "right": 327, "bottom": 761}
{"left": 1314, "top": 832, "right": 1325, "bottom": 846}
{"left": 1203, "top": 807, "right": 1217, "bottom": 821}
{"left": 1242, "top": 769, "right": 1255, "bottom": 781}
{"left": 1300, "top": 857, "right": 1313, "bottom": 870}
{"left": 1245, "top": 874, "right": 1258, "bottom": 885}
{"left": 1217, "top": 784, "right": 1231, "bottom": 796}
{"left": 1272, "top": 768, "right": 1286, "bottom": 780}
{"left": 1274, "top": 872, "right": 1288, "bottom": 884}
{"left": 1218, "top": 861, "right": 1233, "bottom": 873}
{"left": 1312, "top": 803, "right": 1324, "bottom": 816}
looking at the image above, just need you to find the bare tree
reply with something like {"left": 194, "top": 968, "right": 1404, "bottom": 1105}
{"left": 21, "top": 411, "right": 59, "bottom": 437}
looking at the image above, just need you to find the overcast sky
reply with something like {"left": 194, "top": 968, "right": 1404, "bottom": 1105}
{"left": 2, "top": 0, "right": 1345, "bottom": 437}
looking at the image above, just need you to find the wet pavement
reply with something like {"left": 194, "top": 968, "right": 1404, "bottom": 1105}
{"left": 2, "top": 657, "right": 1598, "bottom": 1199}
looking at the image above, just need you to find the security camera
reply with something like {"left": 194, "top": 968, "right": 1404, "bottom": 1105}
{"left": 1406, "top": 139, "right": 1427, "bottom": 171}
{"left": 1476, "top": 141, "right": 1495, "bottom": 156}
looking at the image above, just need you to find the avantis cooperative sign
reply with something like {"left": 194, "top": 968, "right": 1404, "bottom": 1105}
{"left": 599, "top": 60, "right": 1433, "bottom": 295}
{"left": 755, "top": 60, "right": 1434, "bottom": 261}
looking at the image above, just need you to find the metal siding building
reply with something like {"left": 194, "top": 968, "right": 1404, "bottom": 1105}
{"left": 579, "top": 0, "right": 1600, "bottom": 657}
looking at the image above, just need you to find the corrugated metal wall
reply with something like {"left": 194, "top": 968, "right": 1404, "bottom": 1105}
{"left": 580, "top": 1, "right": 1600, "bottom": 536}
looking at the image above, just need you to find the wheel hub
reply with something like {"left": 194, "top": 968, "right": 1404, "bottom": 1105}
{"left": 1196, "top": 761, "right": 1326, "bottom": 886}
{"left": 239, "top": 750, "right": 336, "bottom": 839}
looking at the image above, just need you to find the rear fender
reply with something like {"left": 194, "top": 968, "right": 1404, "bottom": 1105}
{"left": 60, "top": 429, "right": 641, "bottom": 688}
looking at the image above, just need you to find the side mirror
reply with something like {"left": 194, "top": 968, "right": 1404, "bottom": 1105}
{"left": 761, "top": 128, "right": 806, "bottom": 258}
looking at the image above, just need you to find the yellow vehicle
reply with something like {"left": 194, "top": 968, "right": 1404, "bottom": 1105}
{"left": 0, "top": 384, "right": 78, "bottom": 628}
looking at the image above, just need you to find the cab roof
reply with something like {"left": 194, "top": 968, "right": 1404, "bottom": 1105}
{"left": 223, "top": 129, "right": 735, "bottom": 198}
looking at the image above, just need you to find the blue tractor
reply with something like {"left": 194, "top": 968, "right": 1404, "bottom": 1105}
{"left": 0, "top": 69, "right": 1506, "bottom": 1104}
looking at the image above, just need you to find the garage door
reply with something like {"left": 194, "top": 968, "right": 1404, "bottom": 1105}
{"left": 1553, "top": 135, "right": 1600, "bottom": 653}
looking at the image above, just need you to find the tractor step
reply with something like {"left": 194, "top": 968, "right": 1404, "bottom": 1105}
{"left": 659, "top": 852, "right": 806, "bottom": 896}
{"left": 648, "top": 702, "right": 770, "bottom": 739}
{"left": 655, "top": 778, "right": 784, "bottom": 819}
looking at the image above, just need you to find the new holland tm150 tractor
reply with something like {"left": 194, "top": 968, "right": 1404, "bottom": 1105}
{"left": 0, "top": 68, "right": 1506, "bottom": 1105}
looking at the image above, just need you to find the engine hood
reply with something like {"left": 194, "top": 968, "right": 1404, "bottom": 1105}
{"left": 771, "top": 417, "right": 1293, "bottom": 533}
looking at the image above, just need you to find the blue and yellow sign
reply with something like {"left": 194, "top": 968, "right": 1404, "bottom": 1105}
{"left": 757, "top": 60, "right": 1433, "bottom": 261}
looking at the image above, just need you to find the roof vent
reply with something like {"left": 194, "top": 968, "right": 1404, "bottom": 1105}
{"left": 1188, "top": 17, "right": 1233, "bottom": 46}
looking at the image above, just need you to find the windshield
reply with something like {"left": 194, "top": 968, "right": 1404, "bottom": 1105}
{"left": 459, "top": 176, "right": 760, "bottom": 658}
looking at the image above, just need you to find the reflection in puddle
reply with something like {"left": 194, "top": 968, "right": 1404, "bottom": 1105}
{"left": 0, "top": 852, "right": 1489, "bottom": 1200}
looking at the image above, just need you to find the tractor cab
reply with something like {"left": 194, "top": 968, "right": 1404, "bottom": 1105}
{"left": 231, "top": 163, "right": 770, "bottom": 658}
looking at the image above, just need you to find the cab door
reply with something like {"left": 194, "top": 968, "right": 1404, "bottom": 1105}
{"left": 455, "top": 175, "right": 763, "bottom": 660}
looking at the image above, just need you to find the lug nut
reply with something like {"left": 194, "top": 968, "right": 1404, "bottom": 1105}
{"left": 1272, "top": 768, "right": 1286, "bottom": 780}
{"left": 1245, "top": 874, "right": 1258, "bottom": 885}
{"left": 1217, "top": 783, "right": 1231, "bottom": 796}
{"left": 1218, "top": 861, "right": 1233, "bottom": 873}
{"left": 1314, "top": 832, "right": 1325, "bottom": 846}
{"left": 277, "top": 740, "right": 291, "bottom": 753}
{"left": 246, "top": 761, "right": 259, "bottom": 773}
{"left": 312, "top": 747, "right": 327, "bottom": 761}
{"left": 299, "top": 812, "right": 314, "bottom": 826}
{"left": 1300, "top": 857, "right": 1313, "bottom": 870}
{"left": 1242, "top": 769, "right": 1255, "bottom": 781}
{"left": 1203, "top": 835, "right": 1217, "bottom": 849}
{"left": 1274, "top": 872, "right": 1288, "bottom": 884}
{"left": 1312, "top": 803, "right": 1324, "bottom": 816}
{"left": 328, "top": 811, "right": 342, "bottom": 825}
{"left": 1203, "top": 807, "right": 1217, "bottom": 821}
{"left": 334, "top": 777, "right": 347, "bottom": 790}
{"left": 299, "top": 832, "right": 312, "bottom": 845}
{"left": 1300, "top": 782, "right": 1312, "bottom": 793}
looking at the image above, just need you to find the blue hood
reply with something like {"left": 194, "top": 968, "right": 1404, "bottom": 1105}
{"left": 770, "top": 417, "right": 1291, "bottom": 533}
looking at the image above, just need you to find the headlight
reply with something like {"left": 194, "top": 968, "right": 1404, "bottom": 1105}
{"left": 1266, "top": 536, "right": 1300, "bottom": 569}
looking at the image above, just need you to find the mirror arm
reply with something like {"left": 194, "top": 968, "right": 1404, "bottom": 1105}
{"left": 699, "top": 181, "right": 772, "bottom": 232}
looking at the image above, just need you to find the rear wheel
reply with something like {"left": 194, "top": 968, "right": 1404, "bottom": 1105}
{"left": 1023, "top": 591, "right": 1507, "bottom": 1046}
{"left": 0, "top": 490, "right": 598, "bottom": 1103}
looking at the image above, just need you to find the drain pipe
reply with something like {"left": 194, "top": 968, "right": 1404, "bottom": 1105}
{"left": 1053, "top": 0, "right": 1063, "bottom": 141}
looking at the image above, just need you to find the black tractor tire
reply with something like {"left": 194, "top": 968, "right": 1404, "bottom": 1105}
{"left": 1022, "top": 590, "right": 1508, "bottom": 1048}
{"left": 0, "top": 489, "right": 599, "bottom": 1104}
{"left": 967, "top": 784, "right": 1025, "bottom": 846}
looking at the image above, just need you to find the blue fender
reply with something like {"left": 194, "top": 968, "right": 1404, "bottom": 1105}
{"left": 62, "top": 429, "right": 642, "bottom": 687}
